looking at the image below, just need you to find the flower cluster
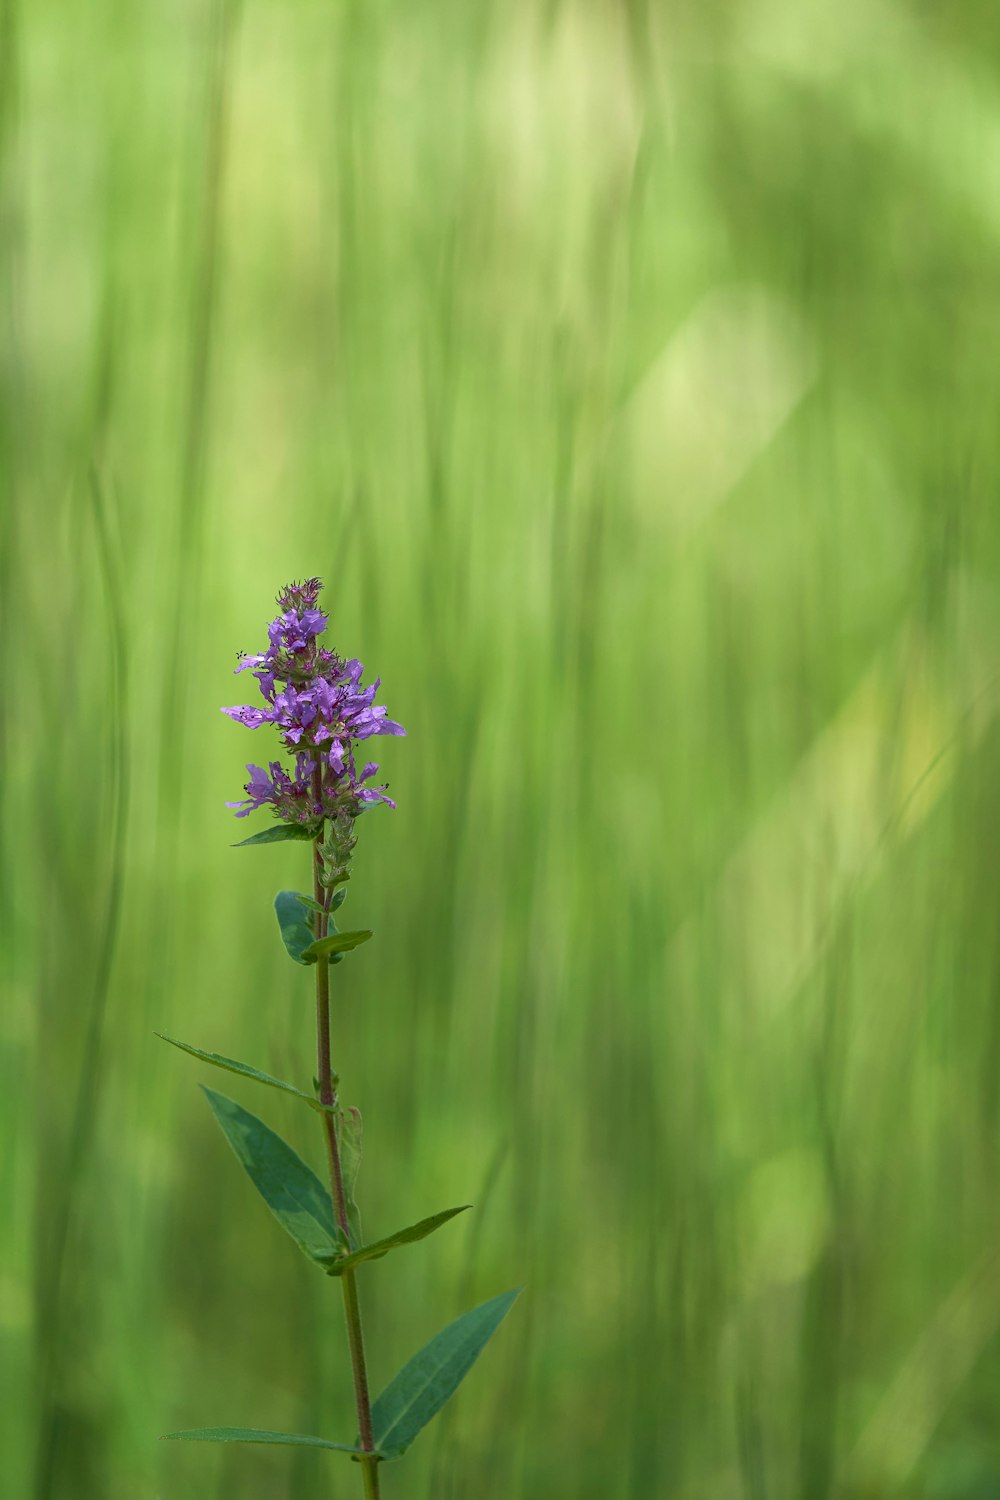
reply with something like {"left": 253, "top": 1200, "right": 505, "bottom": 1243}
{"left": 223, "top": 579, "right": 404, "bottom": 825}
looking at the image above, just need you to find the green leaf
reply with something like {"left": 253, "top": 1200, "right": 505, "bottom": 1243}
{"left": 305, "top": 890, "right": 347, "bottom": 915}
{"left": 372, "top": 1288, "right": 522, "bottom": 1459}
{"left": 301, "top": 929, "right": 373, "bottom": 963}
{"left": 274, "top": 890, "right": 316, "bottom": 965}
{"left": 232, "top": 824, "right": 316, "bottom": 848}
{"left": 203, "top": 1089, "right": 340, "bottom": 1267}
{"left": 163, "top": 1427, "right": 362, "bottom": 1454}
{"left": 329, "top": 1205, "right": 471, "bottom": 1275}
{"left": 297, "top": 895, "right": 327, "bottom": 915}
{"left": 157, "top": 1033, "right": 331, "bottom": 1112}
{"left": 337, "top": 1106, "right": 364, "bottom": 1249}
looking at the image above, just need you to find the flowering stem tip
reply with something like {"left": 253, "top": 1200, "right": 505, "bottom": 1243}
{"left": 223, "top": 576, "right": 404, "bottom": 830}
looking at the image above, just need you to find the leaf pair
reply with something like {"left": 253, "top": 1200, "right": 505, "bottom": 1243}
{"left": 229, "top": 830, "right": 366, "bottom": 966}
{"left": 165, "top": 1286, "right": 522, "bottom": 1461}
{"left": 203, "top": 1088, "right": 469, "bottom": 1276}
{"left": 274, "top": 890, "right": 371, "bottom": 967}
{"left": 159, "top": 1037, "right": 468, "bottom": 1269}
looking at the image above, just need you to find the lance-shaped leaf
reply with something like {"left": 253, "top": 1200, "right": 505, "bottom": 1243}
{"left": 157, "top": 1034, "right": 332, "bottom": 1112}
{"left": 302, "top": 890, "right": 348, "bottom": 915}
{"left": 337, "top": 1106, "right": 364, "bottom": 1248}
{"left": 163, "top": 1428, "right": 362, "bottom": 1454}
{"left": 232, "top": 823, "right": 316, "bottom": 848}
{"left": 203, "top": 1089, "right": 342, "bottom": 1267}
{"left": 301, "top": 929, "right": 373, "bottom": 964}
{"left": 372, "top": 1288, "right": 522, "bottom": 1459}
{"left": 274, "top": 891, "right": 316, "bottom": 965}
{"left": 296, "top": 895, "right": 327, "bottom": 914}
{"left": 328, "top": 1205, "right": 471, "bottom": 1276}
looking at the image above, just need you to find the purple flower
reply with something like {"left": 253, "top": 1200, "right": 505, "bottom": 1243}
{"left": 356, "top": 759, "right": 396, "bottom": 809}
{"left": 222, "top": 579, "right": 405, "bottom": 825}
{"left": 225, "top": 763, "right": 275, "bottom": 817}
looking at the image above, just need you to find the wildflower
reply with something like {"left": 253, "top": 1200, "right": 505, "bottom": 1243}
{"left": 222, "top": 581, "right": 403, "bottom": 826}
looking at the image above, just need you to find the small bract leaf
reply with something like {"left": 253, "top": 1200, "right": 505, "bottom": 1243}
{"left": 372, "top": 1288, "right": 522, "bottom": 1458}
{"left": 274, "top": 891, "right": 317, "bottom": 966}
{"left": 156, "top": 1034, "right": 329, "bottom": 1112}
{"left": 203, "top": 1089, "right": 339, "bottom": 1267}
{"left": 329, "top": 1206, "right": 471, "bottom": 1275}
{"left": 163, "top": 1427, "right": 363, "bottom": 1454}
{"left": 232, "top": 824, "right": 316, "bottom": 848}
{"left": 301, "top": 929, "right": 373, "bottom": 963}
{"left": 297, "top": 895, "right": 327, "bottom": 915}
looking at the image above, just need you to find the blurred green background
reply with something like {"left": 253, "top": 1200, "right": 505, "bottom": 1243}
{"left": 4, "top": 0, "right": 1000, "bottom": 1496}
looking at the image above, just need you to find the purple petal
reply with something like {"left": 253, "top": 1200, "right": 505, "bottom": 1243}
{"left": 358, "top": 788, "right": 396, "bottom": 809}
{"left": 301, "top": 609, "right": 328, "bottom": 638}
{"left": 312, "top": 679, "right": 338, "bottom": 717}
{"left": 221, "top": 705, "right": 270, "bottom": 729}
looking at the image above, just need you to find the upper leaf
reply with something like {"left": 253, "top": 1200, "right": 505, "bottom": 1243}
{"left": 329, "top": 1205, "right": 471, "bottom": 1275}
{"left": 203, "top": 1088, "right": 340, "bottom": 1267}
{"left": 232, "top": 824, "right": 316, "bottom": 848}
{"left": 274, "top": 891, "right": 316, "bottom": 965}
{"left": 157, "top": 1034, "right": 330, "bottom": 1111}
{"left": 163, "top": 1427, "right": 362, "bottom": 1454}
{"left": 296, "top": 895, "right": 327, "bottom": 915}
{"left": 301, "top": 929, "right": 373, "bottom": 963}
{"left": 371, "top": 1288, "right": 522, "bottom": 1459}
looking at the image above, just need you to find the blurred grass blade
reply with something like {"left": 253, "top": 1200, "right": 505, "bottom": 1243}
{"left": 163, "top": 1427, "right": 362, "bottom": 1454}
{"left": 232, "top": 824, "right": 315, "bottom": 848}
{"left": 329, "top": 1205, "right": 471, "bottom": 1275}
{"left": 156, "top": 1033, "right": 328, "bottom": 1111}
{"left": 274, "top": 890, "right": 315, "bottom": 965}
{"left": 301, "top": 929, "right": 373, "bottom": 963}
{"left": 372, "top": 1288, "right": 522, "bottom": 1458}
{"left": 202, "top": 1089, "right": 341, "bottom": 1266}
{"left": 337, "top": 1106, "right": 364, "bottom": 1248}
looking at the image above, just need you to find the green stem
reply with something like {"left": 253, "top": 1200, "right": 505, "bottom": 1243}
{"left": 312, "top": 783, "right": 381, "bottom": 1500}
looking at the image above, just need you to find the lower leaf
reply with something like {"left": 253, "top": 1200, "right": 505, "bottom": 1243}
{"left": 328, "top": 1205, "right": 471, "bottom": 1275}
{"left": 157, "top": 1034, "right": 328, "bottom": 1111}
{"left": 203, "top": 1089, "right": 340, "bottom": 1267}
{"left": 163, "top": 1427, "right": 363, "bottom": 1455}
{"left": 371, "top": 1287, "right": 522, "bottom": 1459}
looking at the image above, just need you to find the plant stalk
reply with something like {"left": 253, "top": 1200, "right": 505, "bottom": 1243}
{"left": 312, "top": 782, "right": 381, "bottom": 1500}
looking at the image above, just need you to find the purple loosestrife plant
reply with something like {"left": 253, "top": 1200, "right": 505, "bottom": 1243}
{"left": 160, "top": 581, "right": 519, "bottom": 1498}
